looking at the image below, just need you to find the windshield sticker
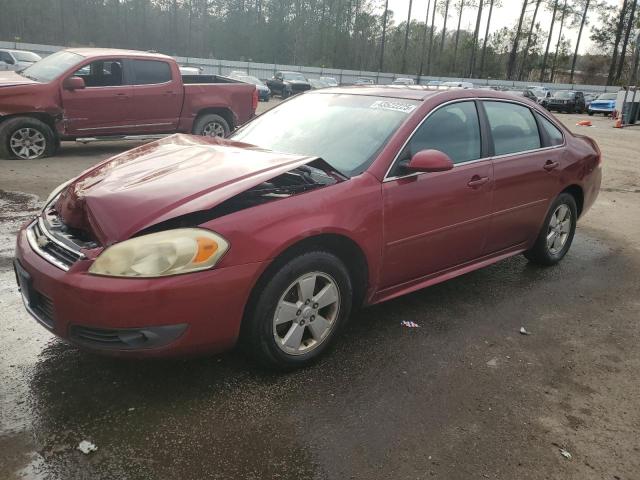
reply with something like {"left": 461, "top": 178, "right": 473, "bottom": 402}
{"left": 370, "top": 100, "right": 417, "bottom": 114}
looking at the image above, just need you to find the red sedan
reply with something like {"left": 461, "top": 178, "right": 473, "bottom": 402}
{"left": 14, "top": 87, "right": 601, "bottom": 368}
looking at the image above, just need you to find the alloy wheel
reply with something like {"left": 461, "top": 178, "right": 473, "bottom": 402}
{"left": 9, "top": 128, "right": 46, "bottom": 159}
{"left": 547, "top": 204, "right": 572, "bottom": 255}
{"left": 272, "top": 272, "right": 340, "bottom": 355}
{"left": 202, "top": 121, "right": 226, "bottom": 138}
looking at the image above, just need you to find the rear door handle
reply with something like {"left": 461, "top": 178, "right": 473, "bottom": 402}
{"left": 543, "top": 160, "right": 560, "bottom": 171}
{"left": 467, "top": 176, "right": 489, "bottom": 188}
{"left": 115, "top": 92, "right": 130, "bottom": 99}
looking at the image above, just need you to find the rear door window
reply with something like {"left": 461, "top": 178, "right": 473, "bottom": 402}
{"left": 131, "top": 60, "right": 172, "bottom": 85}
{"left": 403, "top": 101, "right": 482, "bottom": 165}
{"left": 483, "top": 101, "right": 541, "bottom": 156}
{"left": 536, "top": 114, "right": 564, "bottom": 147}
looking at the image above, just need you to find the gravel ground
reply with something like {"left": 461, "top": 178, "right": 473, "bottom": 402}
{"left": 0, "top": 110, "right": 639, "bottom": 480}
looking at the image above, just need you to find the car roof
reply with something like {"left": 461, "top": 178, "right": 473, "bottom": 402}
{"left": 64, "top": 48, "right": 174, "bottom": 60}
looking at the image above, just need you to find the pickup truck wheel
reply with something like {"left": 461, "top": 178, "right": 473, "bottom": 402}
{"left": 0, "top": 117, "right": 57, "bottom": 160}
{"left": 193, "top": 114, "right": 230, "bottom": 138}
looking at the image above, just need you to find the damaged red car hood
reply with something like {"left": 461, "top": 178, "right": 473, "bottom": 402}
{"left": 54, "top": 134, "right": 323, "bottom": 245}
{"left": 0, "top": 70, "right": 40, "bottom": 87}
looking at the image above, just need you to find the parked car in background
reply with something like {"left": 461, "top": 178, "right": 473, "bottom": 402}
{"left": 441, "top": 81, "right": 474, "bottom": 88}
{"left": 584, "top": 92, "right": 597, "bottom": 109}
{"left": 427, "top": 80, "right": 442, "bottom": 86}
{"left": 354, "top": 77, "right": 375, "bottom": 85}
{"left": 506, "top": 89, "right": 538, "bottom": 102}
{"left": 266, "top": 71, "right": 311, "bottom": 98}
{"left": 229, "top": 73, "right": 271, "bottom": 101}
{"left": 529, "top": 87, "right": 552, "bottom": 107}
{"left": 320, "top": 76, "right": 339, "bottom": 87}
{"left": 0, "top": 48, "right": 257, "bottom": 159}
{"left": 392, "top": 77, "right": 415, "bottom": 85}
{"left": 308, "top": 78, "right": 330, "bottom": 89}
{"left": 0, "top": 49, "right": 42, "bottom": 71}
{"left": 547, "top": 90, "right": 586, "bottom": 113}
{"left": 15, "top": 88, "right": 601, "bottom": 368}
{"left": 588, "top": 92, "right": 617, "bottom": 116}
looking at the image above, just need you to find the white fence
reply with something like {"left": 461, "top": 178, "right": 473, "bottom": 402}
{"left": 1, "top": 39, "right": 621, "bottom": 93}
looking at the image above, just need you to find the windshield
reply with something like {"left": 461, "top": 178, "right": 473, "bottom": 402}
{"left": 13, "top": 51, "right": 41, "bottom": 62}
{"left": 283, "top": 72, "right": 306, "bottom": 81}
{"left": 20, "top": 51, "right": 83, "bottom": 82}
{"left": 597, "top": 93, "right": 617, "bottom": 101}
{"left": 231, "top": 93, "right": 418, "bottom": 177}
{"left": 553, "top": 91, "right": 575, "bottom": 99}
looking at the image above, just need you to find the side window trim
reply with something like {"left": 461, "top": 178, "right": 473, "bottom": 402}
{"left": 384, "top": 99, "right": 488, "bottom": 181}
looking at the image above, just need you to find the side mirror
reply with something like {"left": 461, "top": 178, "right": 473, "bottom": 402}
{"left": 63, "top": 76, "right": 86, "bottom": 90}
{"left": 406, "top": 149, "right": 454, "bottom": 173}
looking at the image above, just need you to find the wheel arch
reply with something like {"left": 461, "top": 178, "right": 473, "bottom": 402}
{"left": 0, "top": 112, "right": 59, "bottom": 136}
{"left": 194, "top": 107, "right": 236, "bottom": 130}
{"left": 561, "top": 184, "right": 584, "bottom": 218}
{"left": 242, "top": 233, "right": 370, "bottom": 328}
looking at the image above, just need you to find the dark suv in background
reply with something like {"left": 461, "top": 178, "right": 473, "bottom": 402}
{"left": 547, "top": 90, "right": 586, "bottom": 114}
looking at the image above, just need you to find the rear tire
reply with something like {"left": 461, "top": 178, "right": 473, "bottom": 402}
{"left": 241, "top": 251, "right": 353, "bottom": 369}
{"left": 0, "top": 116, "right": 57, "bottom": 160}
{"left": 524, "top": 193, "right": 577, "bottom": 266}
{"left": 192, "top": 113, "right": 230, "bottom": 138}
{"left": 588, "top": 111, "right": 594, "bottom": 116}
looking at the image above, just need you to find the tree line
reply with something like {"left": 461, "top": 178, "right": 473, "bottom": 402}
{"left": 0, "top": 0, "right": 638, "bottom": 85}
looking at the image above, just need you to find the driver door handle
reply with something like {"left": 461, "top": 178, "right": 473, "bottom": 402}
{"left": 543, "top": 160, "right": 560, "bottom": 171}
{"left": 467, "top": 175, "right": 489, "bottom": 188}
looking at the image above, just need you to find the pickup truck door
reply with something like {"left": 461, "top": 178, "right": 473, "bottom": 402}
{"left": 61, "top": 58, "right": 133, "bottom": 136}
{"left": 125, "top": 59, "right": 182, "bottom": 134}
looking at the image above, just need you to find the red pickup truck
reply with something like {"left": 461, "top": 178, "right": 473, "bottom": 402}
{"left": 0, "top": 48, "right": 258, "bottom": 159}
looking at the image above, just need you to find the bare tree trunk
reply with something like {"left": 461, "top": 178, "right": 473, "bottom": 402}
{"left": 427, "top": 0, "right": 438, "bottom": 74}
{"left": 418, "top": 0, "right": 432, "bottom": 78}
{"left": 439, "top": 0, "right": 451, "bottom": 59}
{"left": 631, "top": 32, "right": 640, "bottom": 85}
{"left": 379, "top": 0, "right": 389, "bottom": 71}
{"left": 615, "top": 0, "right": 638, "bottom": 83}
{"left": 478, "top": 0, "right": 494, "bottom": 78}
{"left": 451, "top": 0, "right": 465, "bottom": 74}
{"left": 607, "top": 0, "right": 629, "bottom": 85}
{"left": 550, "top": 0, "right": 568, "bottom": 82}
{"left": 569, "top": 0, "right": 590, "bottom": 84}
{"left": 507, "top": 0, "right": 529, "bottom": 80}
{"left": 468, "top": 0, "right": 483, "bottom": 77}
{"left": 401, "top": 0, "right": 414, "bottom": 73}
{"left": 540, "top": 0, "right": 559, "bottom": 82}
{"left": 518, "top": 0, "right": 542, "bottom": 81}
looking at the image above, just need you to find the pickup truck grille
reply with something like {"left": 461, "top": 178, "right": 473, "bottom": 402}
{"left": 27, "top": 206, "right": 96, "bottom": 271}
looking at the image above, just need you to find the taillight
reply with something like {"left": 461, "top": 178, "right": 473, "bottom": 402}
{"left": 252, "top": 87, "right": 258, "bottom": 112}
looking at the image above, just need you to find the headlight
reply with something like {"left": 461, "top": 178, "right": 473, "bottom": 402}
{"left": 89, "top": 228, "right": 229, "bottom": 278}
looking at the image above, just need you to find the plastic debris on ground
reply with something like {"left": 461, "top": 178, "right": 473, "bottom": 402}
{"left": 401, "top": 321, "right": 420, "bottom": 328}
{"left": 486, "top": 358, "right": 499, "bottom": 368}
{"left": 559, "top": 448, "right": 572, "bottom": 459}
{"left": 77, "top": 440, "right": 98, "bottom": 454}
{"left": 576, "top": 120, "right": 593, "bottom": 127}
{"left": 520, "top": 327, "right": 531, "bottom": 335}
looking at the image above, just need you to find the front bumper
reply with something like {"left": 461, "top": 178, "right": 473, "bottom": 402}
{"left": 14, "top": 225, "right": 266, "bottom": 357}
{"left": 588, "top": 106, "right": 614, "bottom": 114}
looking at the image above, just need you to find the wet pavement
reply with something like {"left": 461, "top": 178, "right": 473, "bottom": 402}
{"left": 1, "top": 114, "right": 639, "bottom": 479}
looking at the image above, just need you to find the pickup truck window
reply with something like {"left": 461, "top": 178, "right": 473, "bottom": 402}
{"left": 72, "top": 59, "right": 123, "bottom": 87}
{"left": 131, "top": 60, "right": 172, "bottom": 85}
{"left": 19, "top": 51, "right": 84, "bottom": 82}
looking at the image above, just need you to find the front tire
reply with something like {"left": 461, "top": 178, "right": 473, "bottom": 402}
{"left": 242, "top": 251, "right": 353, "bottom": 369}
{"left": 524, "top": 193, "right": 577, "bottom": 266}
{"left": 0, "top": 117, "right": 57, "bottom": 160}
{"left": 192, "top": 113, "right": 230, "bottom": 138}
